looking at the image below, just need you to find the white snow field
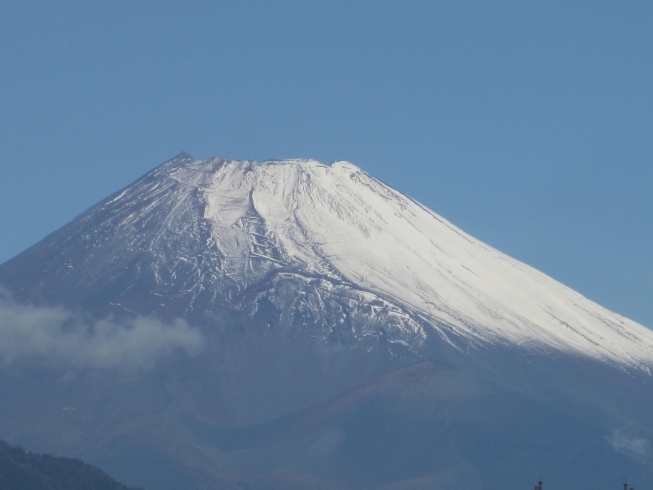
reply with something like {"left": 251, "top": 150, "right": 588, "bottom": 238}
{"left": 157, "top": 157, "right": 653, "bottom": 372}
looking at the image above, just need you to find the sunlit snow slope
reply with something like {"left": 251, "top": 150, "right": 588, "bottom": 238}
{"left": 175, "top": 156, "right": 653, "bottom": 371}
{"left": 3, "top": 154, "right": 653, "bottom": 372}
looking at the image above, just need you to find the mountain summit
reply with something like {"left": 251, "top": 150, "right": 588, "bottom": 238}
{"left": 3, "top": 153, "right": 652, "bottom": 369}
{"left": 1, "top": 153, "right": 652, "bottom": 490}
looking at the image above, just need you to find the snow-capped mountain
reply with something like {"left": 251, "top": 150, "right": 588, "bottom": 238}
{"left": 3, "top": 153, "right": 652, "bottom": 369}
{"left": 1, "top": 153, "right": 652, "bottom": 490}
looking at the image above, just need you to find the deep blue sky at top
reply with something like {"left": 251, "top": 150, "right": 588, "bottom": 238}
{"left": 1, "top": 1, "right": 652, "bottom": 327}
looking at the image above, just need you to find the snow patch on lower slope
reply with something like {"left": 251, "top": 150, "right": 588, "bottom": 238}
{"left": 201, "top": 158, "right": 653, "bottom": 372}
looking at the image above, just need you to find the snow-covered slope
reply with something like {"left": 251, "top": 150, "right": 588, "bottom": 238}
{"left": 194, "top": 157, "right": 653, "bottom": 371}
{"left": 2, "top": 153, "right": 653, "bottom": 372}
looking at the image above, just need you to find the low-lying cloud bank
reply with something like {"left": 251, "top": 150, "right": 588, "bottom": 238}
{"left": 0, "top": 290, "right": 204, "bottom": 371}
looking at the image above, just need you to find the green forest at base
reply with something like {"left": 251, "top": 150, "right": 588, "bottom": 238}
{"left": 0, "top": 440, "right": 141, "bottom": 490}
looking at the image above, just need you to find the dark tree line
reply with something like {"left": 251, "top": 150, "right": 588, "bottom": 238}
{"left": 0, "top": 440, "right": 142, "bottom": 490}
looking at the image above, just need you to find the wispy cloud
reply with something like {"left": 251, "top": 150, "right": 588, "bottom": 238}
{"left": 0, "top": 289, "right": 204, "bottom": 371}
{"left": 609, "top": 429, "right": 651, "bottom": 461}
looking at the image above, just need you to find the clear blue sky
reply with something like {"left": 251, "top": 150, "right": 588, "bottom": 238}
{"left": 1, "top": 1, "right": 652, "bottom": 327}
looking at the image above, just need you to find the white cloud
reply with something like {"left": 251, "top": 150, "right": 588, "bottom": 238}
{"left": 0, "top": 290, "right": 204, "bottom": 371}
{"left": 609, "top": 429, "right": 651, "bottom": 460}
